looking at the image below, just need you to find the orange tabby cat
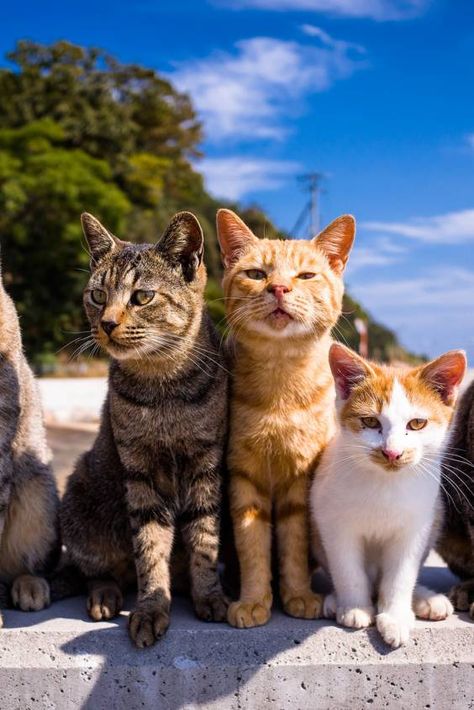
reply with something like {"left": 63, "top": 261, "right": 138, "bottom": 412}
{"left": 217, "top": 208, "right": 355, "bottom": 628}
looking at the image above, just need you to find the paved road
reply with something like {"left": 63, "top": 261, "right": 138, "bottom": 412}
{"left": 47, "top": 425, "right": 96, "bottom": 493}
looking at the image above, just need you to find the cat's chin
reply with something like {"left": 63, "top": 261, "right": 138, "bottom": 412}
{"left": 247, "top": 318, "right": 312, "bottom": 340}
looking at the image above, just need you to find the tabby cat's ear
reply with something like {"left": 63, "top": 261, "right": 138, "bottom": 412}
{"left": 157, "top": 211, "right": 204, "bottom": 282}
{"left": 81, "top": 213, "right": 122, "bottom": 267}
{"left": 313, "top": 215, "right": 356, "bottom": 275}
{"left": 329, "top": 343, "right": 374, "bottom": 400}
{"left": 216, "top": 209, "right": 259, "bottom": 268}
{"left": 418, "top": 350, "right": 467, "bottom": 406}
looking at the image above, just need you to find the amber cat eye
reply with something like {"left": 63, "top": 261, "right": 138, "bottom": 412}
{"left": 131, "top": 290, "right": 155, "bottom": 306}
{"left": 361, "top": 416, "right": 380, "bottom": 429}
{"left": 91, "top": 289, "right": 107, "bottom": 305}
{"left": 407, "top": 418, "right": 428, "bottom": 431}
{"left": 245, "top": 269, "right": 266, "bottom": 280}
{"left": 297, "top": 272, "right": 317, "bottom": 279}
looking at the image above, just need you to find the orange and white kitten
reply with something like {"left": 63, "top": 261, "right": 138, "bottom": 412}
{"left": 217, "top": 208, "right": 355, "bottom": 628}
{"left": 311, "top": 344, "right": 466, "bottom": 648}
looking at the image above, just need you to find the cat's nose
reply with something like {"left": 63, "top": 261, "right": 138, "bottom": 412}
{"left": 101, "top": 320, "right": 119, "bottom": 336}
{"left": 381, "top": 448, "right": 403, "bottom": 462}
{"left": 268, "top": 284, "right": 290, "bottom": 300}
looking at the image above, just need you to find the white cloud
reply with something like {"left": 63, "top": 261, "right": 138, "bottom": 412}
{"left": 171, "top": 34, "right": 365, "bottom": 142}
{"left": 347, "top": 235, "right": 408, "bottom": 272}
{"left": 362, "top": 209, "right": 474, "bottom": 244}
{"left": 199, "top": 157, "right": 300, "bottom": 199}
{"left": 349, "top": 267, "right": 474, "bottom": 359}
{"left": 466, "top": 133, "right": 474, "bottom": 150}
{"left": 220, "top": 0, "right": 428, "bottom": 21}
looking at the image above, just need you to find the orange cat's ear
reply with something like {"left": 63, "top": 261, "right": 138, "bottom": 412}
{"left": 216, "top": 209, "right": 258, "bottom": 268}
{"left": 418, "top": 350, "right": 467, "bottom": 406}
{"left": 313, "top": 215, "right": 356, "bottom": 274}
{"left": 329, "top": 343, "right": 373, "bottom": 400}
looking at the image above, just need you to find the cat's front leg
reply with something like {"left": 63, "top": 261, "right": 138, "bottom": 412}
{"left": 125, "top": 475, "right": 176, "bottom": 648}
{"left": 275, "top": 477, "right": 323, "bottom": 619}
{"left": 376, "top": 534, "right": 425, "bottom": 648}
{"left": 227, "top": 468, "right": 273, "bottom": 628}
{"left": 323, "top": 533, "right": 375, "bottom": 629}
{"left": 180, "top": 455, "right": 228, "bottom": 623}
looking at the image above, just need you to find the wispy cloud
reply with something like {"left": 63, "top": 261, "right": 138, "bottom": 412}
{"left": 347, "top": 236, "right": 407, "bottom": 272}
{"left": 199, "top": 157, "right": 300, "bottom": 199}
{"left": 362, "top": 209, "right": 474, "bottom": 244}
{"left": 350, "top": 267, "right": 474, "bottom": 358}
{"left": 171, "top": 33, "right": 365, "bottom": 142}
{"left": 220, "top": 0, "right": 428, "bottom": 21}
{"left": 466, "top": 133, "right": 474, "bottom": 150}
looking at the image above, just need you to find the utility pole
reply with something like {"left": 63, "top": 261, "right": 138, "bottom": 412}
{"left": 290, "top": 172, "right": 326, "bottom": 238}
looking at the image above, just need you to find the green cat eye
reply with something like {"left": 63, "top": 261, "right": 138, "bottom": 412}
{"left": 361, "top": 416, "right": 380, "bottom": 429}
{"left": 131, "top": 289, "right": 155, "bottom": 306}
{"left": 90, "top": 289, "right": 107, "bottom": 305}
{"left": 245, "top": 269, "right": 266, "bottom": 280}
{"left": 407, "top": 418, "right": 427, "bottom": 431}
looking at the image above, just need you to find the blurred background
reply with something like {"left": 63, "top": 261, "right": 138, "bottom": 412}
{"left": 1, "top": 1, "right": 473, "bottom": 482}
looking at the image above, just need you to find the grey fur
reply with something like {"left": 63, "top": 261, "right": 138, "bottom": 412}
{"left": 0, "top": 275, "right": 59, "bottom": 627}
{"left": 60, "top": 212, "right": 229, "bottom": 647}
{"left": 437, "top": 380, "right": 474, "bottom": 617}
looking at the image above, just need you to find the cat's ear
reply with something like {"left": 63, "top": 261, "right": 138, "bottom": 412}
{"left": 418, "top": 350, "right": 467, "bottom": 406}
{"left": 329, "top": 343, "right": 373, "bottom": 400}
{"left": 216, "top": 209, "right": 259, "bottom": 268}
{"left": 313, "top": 215, "right": 356, "bottom": 274}
{"left": 157, "top": 211, "right": 204, "bottom": 281}
{"left": 81, "top": 213, "right": 122, "bottom": 267}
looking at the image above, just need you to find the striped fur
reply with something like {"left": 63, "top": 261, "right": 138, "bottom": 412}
{"left": 216, "top": 209, "right": 355, "bottom": 628}
{"left": 60, "top": 212, "right": 229, "bottom": 647}
{"left": 0, "top": 274, "right": 59, "bottom": 627}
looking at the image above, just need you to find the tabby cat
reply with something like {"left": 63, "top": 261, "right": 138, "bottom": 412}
{"left": 61, "top": 212, "right": 228, "bottom": 647}
{"left": 311, "top": 343, "right": 466, "bottom": 648}
{"left": 0, "top": 269, "right": 59, "bottom": 627}
{"left": 437, "top": 379, "right": 474, "bottom": 618}
{"left": 217, "top": 208, "right": 355, "bottom": 628}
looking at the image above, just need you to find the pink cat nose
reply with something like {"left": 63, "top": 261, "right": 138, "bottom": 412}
{"left": 382, "top": 448, "right": 403, "bottom": 462}
{"left": 268, "top": 284, "right": 290, "bottom": 301}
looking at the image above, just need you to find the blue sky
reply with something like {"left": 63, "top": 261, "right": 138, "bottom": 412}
{"left": 2, "top": 0, "right": 474, "bottom": 360}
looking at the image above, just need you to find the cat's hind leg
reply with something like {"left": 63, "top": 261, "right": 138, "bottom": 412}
{"left": 413, "top": 584, "right": 453, "bottom": 620}
{"left": 87, "top": 578, "right": 123, "bottom": 621}
{"left": 11, "top": 574, "right": 50, "bottom": 611}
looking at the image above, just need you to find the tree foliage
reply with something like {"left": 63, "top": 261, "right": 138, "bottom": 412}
{"left": 0, "top": 39, "right": 415, "bottom": 365}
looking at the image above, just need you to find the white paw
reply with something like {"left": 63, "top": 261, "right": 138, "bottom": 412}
{"left": 414, "top": 593, "right": 453, "bottom": 621}
{"left": 337, "top": 606, "right": 375, "bottom": 629}
{"left": 376, "top": 610, "right": 414, "bottom": 648}
{"left": 323, "top": 593, "right": 337, "bottom": 619}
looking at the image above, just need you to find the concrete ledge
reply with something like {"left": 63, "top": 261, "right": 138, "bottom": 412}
{"left": 1, "top": 556, "right": 473, "bottom": 710}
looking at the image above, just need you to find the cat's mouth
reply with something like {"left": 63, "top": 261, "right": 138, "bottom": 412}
{"left": 267, "top": 307, "right": 293, "bottom": 329}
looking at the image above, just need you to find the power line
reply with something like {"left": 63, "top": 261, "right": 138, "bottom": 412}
{"left": 290, "top": 172, "right": 326, "bottom": 238}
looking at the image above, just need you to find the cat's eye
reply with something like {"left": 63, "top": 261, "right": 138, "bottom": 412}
{"left": 245, "top": 269, "right": 266, "bottom": 280}
{"left": 407, "top": 418, "right": 428, "bottom": 431}
{"left": 131, "top": 290, "right": 155, "bottom": 306}
{"left": 90, "top": 289, "right": 107, "bottom": 306}
{"left": 361, "top": 416, "right": 380, "bottom": 429}
{"left": 297, "top": 272, "right": 317, "bottom": 280}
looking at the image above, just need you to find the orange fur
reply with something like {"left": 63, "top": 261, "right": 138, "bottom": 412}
{"left": 217, "top": 209, "right": 355, "bottom": 627}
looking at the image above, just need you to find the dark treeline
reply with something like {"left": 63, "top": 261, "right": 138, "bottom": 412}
{"left": 0, "top": 40, "right": 417, "bottom": 366}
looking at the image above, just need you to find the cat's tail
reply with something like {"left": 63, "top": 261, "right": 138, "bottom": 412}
{"left": 48, "top": 563, "right": 86, "bottom": 602}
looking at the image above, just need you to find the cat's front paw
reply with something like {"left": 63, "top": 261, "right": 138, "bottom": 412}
{"left": 87, "top": 582, "right": 123, "bottom": 621}
{"left": 11, "top": 575, "right": 50, "bottom": 611}
{"left": 414, "top": 592, "right": 453, "bottom": 621}
{"left": 449, "top": 580, "right": 474, "bottom": 617}
{"left": 337, "top": 605, "right": 375, "bottom": 629}
{"left": 194, "top": 592, "right": 229, "bottom": 622}
{"left": 322, "top": 593, "right": 337, "bottom": 619}
{"left": 283, "top": 591, "right": 323, "bottom": 619}
{"left": 227, "top": 595, "right": 272, "bottom": 628}
{"left": 128, "top": 605, "right": 170, "bottom": 648}
{"left": 376, "top": 610, "right": 414, "bottom": 648}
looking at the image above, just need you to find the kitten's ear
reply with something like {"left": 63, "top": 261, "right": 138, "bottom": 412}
{"left": 81, "top": 213, "right": 122, "bottom": 267}
{"left": 313, "top": 215, "right": 355, "bottom": 274}
{"left": 157, "top": 211, "right": 204, "bottom": 281}
{"left": 419, "top": 350, "right": 467, "bottom": 406}
{"left": 329, "top": 343, "right": 373, "bottom": 400}
{"left": 216, "top": 209, "right": 259, "bottom": 268}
